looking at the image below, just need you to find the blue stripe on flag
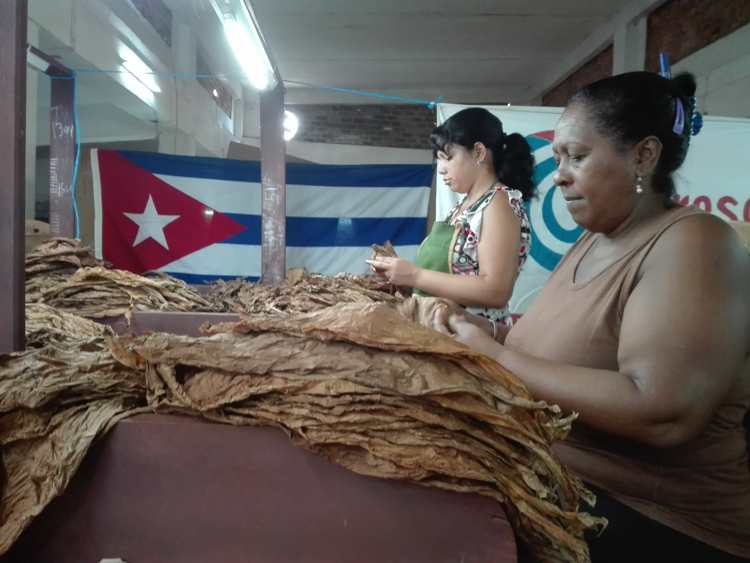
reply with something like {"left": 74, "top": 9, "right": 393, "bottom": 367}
{"left": 166, "top": 272, "right": 260, "bottom": 284}
{"left": 117, "top": 150, "right": 433, "bottom": 188}
{"left": 223, "top": 214, "right": 426, "bottom": 247}
{"left": 286, "top": 163, "right": 432, "bottom": 188}
{"left": 120, "top": 151, "right": 261, "bottom": 182}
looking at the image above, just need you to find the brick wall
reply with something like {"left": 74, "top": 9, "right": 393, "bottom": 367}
{"left": 646, "top": 0, "right": 750, "bottom": 72}
{"left": 542, "top": 45, "right": 613, "bottom": 107}
{"left": 286, "top": 104, "right": 436, "bottom": 149}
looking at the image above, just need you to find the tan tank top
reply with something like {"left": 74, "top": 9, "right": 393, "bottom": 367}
{"left": 506, "top": 206, "right": 750, "bottom": 557}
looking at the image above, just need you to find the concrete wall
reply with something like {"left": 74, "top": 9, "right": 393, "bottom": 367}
{"left": 26, "top": 0, "right": 249, "bottom": 226}
{"left": 28, "top": 0, "right": 243, "bottom": 157}
{"left": 672, "top": 24, "right": 750, "bottom": 118}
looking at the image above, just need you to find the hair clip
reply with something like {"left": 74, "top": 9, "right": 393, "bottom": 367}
{"left": 672, "top": 98, "right": 685, "bottom": 136}
{"left": 690, "top": 96, "right": 703, "bottom": 136}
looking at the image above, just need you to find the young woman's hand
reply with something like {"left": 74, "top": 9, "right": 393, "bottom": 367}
{"left": 365, "top": 257, "right": 420, "bottom": 287}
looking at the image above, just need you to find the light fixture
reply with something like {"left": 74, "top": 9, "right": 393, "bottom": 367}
{"left": 120, "top": 71, "right": 155, "bottom": 106}
{"left": 283, "top": 110, "right": 299, "bottom": 141}
{"left": 26, "top": 47, "right": 50, "bottom": 73}
{"left": 209, "top": 0, "right": 276, "bottom": 91}
{"left": 222, "top": 16, "right": 271, "bottom": 90}
{"left": 118, "top": 44, "right": 161, "bottom": 93}
{"left": 212, "top": 88, "right": 219, "bottom": 98}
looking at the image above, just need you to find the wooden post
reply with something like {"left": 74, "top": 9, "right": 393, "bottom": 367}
{"left": 27, "top": 46, "right": 77, "bottom": 238}
{"left": 259, "top": 83, "right": 286, "bottom": 285}
{"left": 48, "top": 68, "right": 76, "bottom": 238}
{"left": 0, "top": 0, "right": 28, "bottom": 354}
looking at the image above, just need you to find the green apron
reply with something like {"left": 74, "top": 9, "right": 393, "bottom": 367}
{"left": 413, "top": 221, "right": 457, "bottom": 296}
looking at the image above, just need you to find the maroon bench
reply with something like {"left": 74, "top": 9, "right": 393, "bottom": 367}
{"left": 6, "top": 414, "right": 517, "bottom": 563}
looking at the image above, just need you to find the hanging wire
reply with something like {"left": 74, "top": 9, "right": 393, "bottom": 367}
{"left": 71, "top": 71, "right": 82, "bottom": 240}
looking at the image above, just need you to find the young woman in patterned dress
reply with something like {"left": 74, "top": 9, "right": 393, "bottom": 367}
{"left": 367, "top": 107, "right": 535, "bottom": 337}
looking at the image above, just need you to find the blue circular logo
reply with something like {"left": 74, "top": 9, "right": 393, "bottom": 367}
{"left": 524, "top": 131, "right": 583, "bottom": 271}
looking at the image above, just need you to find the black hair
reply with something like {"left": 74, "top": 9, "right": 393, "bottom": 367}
{"left": 568, "top": 71, "right": 697, "bottom": 204}
{"left": 429, "top": 107, "right": 536, "bottom": 199}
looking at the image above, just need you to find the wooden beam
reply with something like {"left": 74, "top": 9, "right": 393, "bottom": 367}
{"left": 49, "top": 73, "right": 76, "bottom": 238}
{"left": 259, "top": 83, "right": 286, "bottom": 285}
{"left": 27, "top": 45, "right": 77, "bottom": 238}
{"left": 0, "top": 0, "right": 28, "bottom": 354}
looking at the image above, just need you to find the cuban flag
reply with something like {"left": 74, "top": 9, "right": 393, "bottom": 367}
{"left": 91, "top": 150, "right": 433, "bottom": 283}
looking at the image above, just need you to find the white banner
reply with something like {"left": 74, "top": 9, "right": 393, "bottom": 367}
{"left": 436, "top": 103, "right": 750, "bottom": 314}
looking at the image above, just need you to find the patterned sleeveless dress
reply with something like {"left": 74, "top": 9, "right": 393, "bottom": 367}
{"left": 445, "top": 184, "right": 531, "bottom": 325}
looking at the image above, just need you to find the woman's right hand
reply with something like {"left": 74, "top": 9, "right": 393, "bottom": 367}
{"left": 365, "top": 257, "right": 420, "bottom": 287}
{"left": 448, "top": 314, "right": 502, "bottom": 358}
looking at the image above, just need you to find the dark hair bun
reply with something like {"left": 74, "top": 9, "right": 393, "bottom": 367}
{"left": 671, "top": 73, "right": 697, "bottom": 98}
{"left": 499, "top": 133, "right": 534, "bottom": 198}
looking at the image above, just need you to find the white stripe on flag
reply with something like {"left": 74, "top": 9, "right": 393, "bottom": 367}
{"left": 158, "top": 243, "right": 420, "bottom": 278}
{"left": 91, "top": 149, "right": 104, "bottom": 259}
{"left": 287, "top": 245, "right": 419, "bottom": 276}
{"left": 154, "top": 174, "right": 430, "bottom": 218}
{"left": 158, "top": 244, "right": 261, "bottom": 278}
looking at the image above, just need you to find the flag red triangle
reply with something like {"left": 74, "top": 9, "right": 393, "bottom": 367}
{"left": 98, "top": 150, "right": 246, "bottom": 274}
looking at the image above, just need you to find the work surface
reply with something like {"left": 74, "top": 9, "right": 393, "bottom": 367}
{"left": 6, "top": 413, "right": 517, "bottom": 563}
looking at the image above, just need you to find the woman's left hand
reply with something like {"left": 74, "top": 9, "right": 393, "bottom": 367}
{"left": 366, "top": 257, "right": 420, "bottom": 287}
{"left": 448, "top": 314, "right": 501, "bottom": 358}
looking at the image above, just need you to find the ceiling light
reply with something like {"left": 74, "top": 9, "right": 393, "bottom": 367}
{"left": 118, "top": 44, "right": 161, "bottom": 93}
{"left": 222, "top": 16, "right": 272, "bottom": 90}
{"left": 212, "top": 88, "right": 219, "bottom": 98}
{"left": 284, "top": 110, "right": 299, "bottom": 141}
{"left": 120, "top": 71, "right": 155, "bottom": 105}
{"left": 26, "top": 47, "right": 50, "bottom": 73}
{"left": 209, "top": 0, "right": 276, "bottom": 91}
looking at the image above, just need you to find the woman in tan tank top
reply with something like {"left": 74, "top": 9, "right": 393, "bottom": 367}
{"left": 448, "top": 72, "right": 750, "bottom": 562}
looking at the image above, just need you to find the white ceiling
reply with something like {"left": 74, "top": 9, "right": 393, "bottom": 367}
{"left": 28, "top": 0, "right": 644, "bottom": 151}
{"left": 250, "top": 0, "right": 635, "bottom": 104}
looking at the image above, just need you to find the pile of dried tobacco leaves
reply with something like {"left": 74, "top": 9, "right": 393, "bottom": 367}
{"left": 25, "top": 237, "right": 102, "bottom": 302}
{"left": 25, "top": 238, "right": 401, "bottom": 319}
{"left": 25, "top": 238, "right": 210, "bottom": 318}
{"left": 25, "top": 302, "right": 112, "bottom": 348}
{"left": 7, "top": 237, "right": 604, "bottom": 561}
{"left": 203, "top": 268, "right": 403, "bottom": 315}
{"left": 1, "top": 299, "right": 602, "bottom": 563}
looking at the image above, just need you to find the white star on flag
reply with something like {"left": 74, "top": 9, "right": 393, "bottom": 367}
{"left": 124, "top": 195, "right": 180, "bottom": 250}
